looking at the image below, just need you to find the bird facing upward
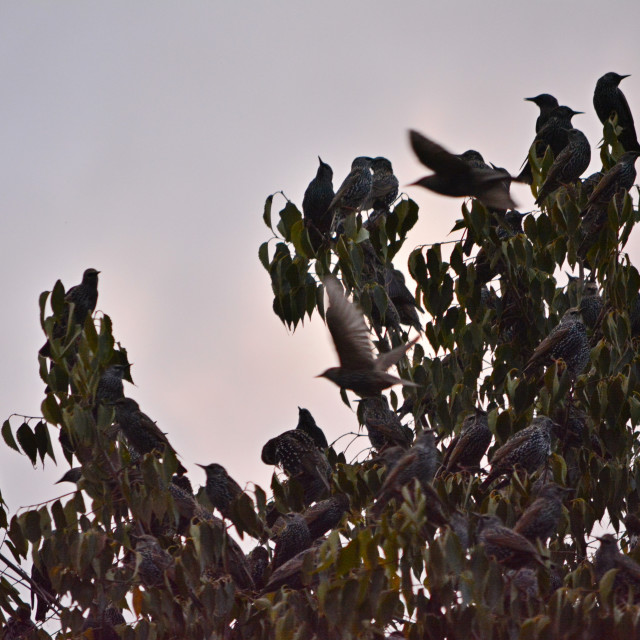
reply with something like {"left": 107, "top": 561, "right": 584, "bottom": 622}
{"left": 317, "top": 275, "right": 419, "bottom": 397}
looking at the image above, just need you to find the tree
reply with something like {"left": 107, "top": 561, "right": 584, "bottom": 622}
{"left": 2, "top": 114, "right": 640, "bottom": 640}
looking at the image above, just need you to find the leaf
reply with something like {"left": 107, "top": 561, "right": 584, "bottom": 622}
{"left": 263, "top": 194, "right": 274, "bottom": 231}
{"left": 258, "top": 242, "right": 270, "bottom": 270}
{"left": 34, "top": 421, "right": 55, "bottom": 464}
{"left": 16, "top": 423, "right": 38, "bottom": 465}
{"left": 2, "top": 420, "right": 19, "bottom": 452}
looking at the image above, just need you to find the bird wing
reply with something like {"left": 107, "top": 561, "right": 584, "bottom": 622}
{"left": 524, "top": 323, "right": 574, "bottom": 370}
{"left": 324, "top": 276, "right": 375, "bottom": 370}
{"left": 409, "top": 130, "right": 469, "bottom": 175}
{"left": 328, "top": 168, "right": 357, "bottom": 210}
{"left": 375, "top": 336, "right": 419, "bottom": 372}
{"left": 138, "top": 411, "right": 172, "bottom": 447}
{"left": 483, "top": 527, "right": 539, "bottom": 555}
{"left": 585, "top": 163, "right": 621, "bottom": 207}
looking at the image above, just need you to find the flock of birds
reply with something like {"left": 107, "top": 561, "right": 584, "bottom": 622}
{"left": 5, "top": 71, "right": 640, "bottom": 638}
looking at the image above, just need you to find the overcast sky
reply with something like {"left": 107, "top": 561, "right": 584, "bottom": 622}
{"left": 1, "top": 2, "right": 639, "bottom": 517}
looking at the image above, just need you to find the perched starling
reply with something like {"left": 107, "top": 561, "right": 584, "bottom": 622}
{"left": 535, "top": 128, "right": 591, "bottom": 204}
{"left": 328, "top": 156, "right": 373, "bottom": 231}
{"left": 302, "top": 494, "right": 349, "bottom": 540}
{"left": 3, "top": 606, "right": 36, "bottom": 640}
{"left": 81, "top": 605, "right": 125, "bottom": 640}
{"left": 261, "top": 429, "right": 331, "bottom": 503}
{"left": 360, "top": 395, "right": 412, "bottom": 451}
{"left": 477, "top": 514, "right": 545, "bottom": 569}
{"left": 296, "top": 407, "right": 329, "bottom": 449}
{"left": 525, "top": 94, "right": 560, "bottom": 133}
{"left": 262, "top": 544, "right": 319, "bottom": 593}
{"left": 582, "top": 170, "right": 605, "bottom": 199}
{"left": 302, "top": 157, "right": 334, "bottom": 250}
{"left": 438, "top": 409, "right": 491, "bottom": 476}
{"left": 363, "top": 157, "right": 399, "bottom": 212}
{"left": 56, "top": 466, "right": 83, "bottom": 484}
{"left": 517, "top": 106, "right": 583, "bottom": 184}
{"left": 246, "top": 546, "right": 269, "bottom": 591}
{"left": 409, "top": 130, "right": 517, "bottom": 210}
{"left": 448, "top": 511, "right": 471, "bottom": 549}
{"left": 197, "top": 462, "right": 243, "bottom": 520}
{"left": 133, "top": 534, "right": 174, "bottom": 588}
{"left": 113, "top": 398, "right": 186, "bottom": 473}
{"left": 95, "top": 364, "right": 127, "bottom": 405}
{"left": 39, "top": 268, "right": 100, "bottom": 357}
{"left": 579, "top": 282, "right": 604, "bottom": 331}
{"left": 583, "top": 151, "right": 639, "bottom": 211}
{"left": 31, "top": 559, "right": 54, "bottom": 622}
{"left": 372, "top": 430, "right": 440, "bottom": 516}
{"left": 523, "top": 308, "right": 589, "bottom": 379}
{"left": 593, "top": 72, "right": 640, "bottom": 152}
{"left": 593, "top": 534, "right": 640, "bottom": 593}
{"left": 509, "top": 568, "right": 540, "bottom": 602}
{"left": 317, "top": 275, "right": 419, "bottom": 397}
{"left": 480, "top": 417, "right": 553, "bottom": 491}
{"left": 369, "top": 444, "right": 406, "bottom": 471}
{"left": 513, "top": 483, "right": 572, "bottom": 543}
{"left": 385, "top": 267, "right": 422, "bottom": 332}
{"left": 272, "top": 513, "right": 312, "bottom": 569}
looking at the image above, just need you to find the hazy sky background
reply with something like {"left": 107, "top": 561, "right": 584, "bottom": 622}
{"left": 1, "top": 2, "right": 639, "bottom": 519}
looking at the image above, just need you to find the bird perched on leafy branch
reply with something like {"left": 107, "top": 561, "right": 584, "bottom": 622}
{"left": 477, "top": 515, "right": 546, "bottom": 569}
{"left": 438, "top": 408, "right": 491, "bottom": 476}
{"left": 318, "top": 275, "right": 419, "bottom": 397}
{"left": 302, "top": 157, "right": 334, "bottom": 250}
{"left": 593, "top": 72, "right": 639, "bottom": 152}
{"left": 363, "top": 156, "right": 399, "bottom": 213}
{"left": 513, "top": 483, "right": 573, "bottom": 543}
{"left": 296, "top": 407, "right": 328, "bottom": 449}
{"left": 328, "top": 156, "right": 372, "bottom": 232}
{"left": 525, "top": 93, "right": 560, "bottom": 133}
{"left": 593, "top": 534, "right": 640, "bottom": 597}
{"left": 272, "top": 513, "right": 312, "bottom": 569}
{"left": 197, "top": 462, "right": 244, "bottom": 520}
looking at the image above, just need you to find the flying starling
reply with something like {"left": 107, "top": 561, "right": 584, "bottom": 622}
{"left": 302, "top": 157, "right": 334, "bottom": 250}
{"left": 579, "top": 282, "right": 604, "bottom": 331}
{"left": 513, "top": 483, "right": 572, "bottom": 543}
{"left": 363, "top": 157, "right": 399, "bottom": 213}
{"left": 480, "top": 417, "right": 553, "bottom": 491}
{"left": 317, "top": 275, "right": 419, "bottom": 397}
{"left": 113, "top": 398, "right": 186, "bottom": 473}
{"left": 197, "top": 462, "right": 243, "bottom": 520}
{"left": 593, "top": 534, "right": 640, "bottom": 594}
{"left": 296, "top": 407, "right": 329, "bottom": 449}
{"left": 517, "top": 106, "right": 583, "bottom": 184}
{"left": 133, "top": 534, "right": 174, "bottom": 588}
{"left": 272, "top": 513, "right": 312, "bottom": 570}
{"left": 328, "top": 156, "right": 373, "bottom": 232}
{"left": 261, "top": 429, "right": 331, "bottom": 502}
{"left": 477, "top": 514, "right": 545, "bottom": 569}
{"left": 593, "top": 72, "right": 640, "bottom": 152}
{"left": 409, "top": 130, "right": 517, "bottom": 210}
{"left": 40, "top": 268, "right": 100, "bottom": 357}
{"left": 523, "top": 308, "right": 589, "bottom": 379}
{"left": 385, "top": 267, "right": 422, "bottom": 332}
{"left": 360, "top": 395, "right": 413, "bottom": 451}
{"left": 372, "top": 430, "right": 440, "bottom": 516}
{"left": 535, "top": 128, "right": 591, "bottom": 204}
{"left": 95, "top": 364, "right": 127, "bottom": 405}
{"left": 438, "top": 408, "right": 491, "bottom": 476}
{"left": 302, "top": 494, "right": 349, "bottom": 540}
{"left": 525, "top": 94, "right": 560, "bottom": 133}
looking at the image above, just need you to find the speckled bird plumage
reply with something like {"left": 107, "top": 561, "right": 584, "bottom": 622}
{"left": 198, "top": 462, "right": 243, "bottom": 520}
{"left": 513, "top": 483, "right": 571, "bottom": 542}
{"left": 439, "top": 409, "right": 491, "bottom": 475}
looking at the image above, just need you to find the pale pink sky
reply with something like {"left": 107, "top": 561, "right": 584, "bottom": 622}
{"left": 1, "top": 2, "right": 639, "bottom": 515}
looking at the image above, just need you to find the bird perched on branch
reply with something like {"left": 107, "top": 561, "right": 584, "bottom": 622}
{"left": 296, "top": 407, "right": 328, "bottom": 449}
{"left": 363, "top": 156, "right": 399, "bottom": 213}
{"left": 593, "top": 72, "right": 639, "bottom": 152}
{"left": 477, "top": 515, "right": 546, "bottom": 569}
{"left": 318, "top": 275, "right": 419, "bottom": 397}
{"left": 360, "top": 395, "right": 412, "bottom": 451}
{"left": 197, "top": 462, "right": 244, "bottom": 520}
{"left": 513, "top": 483, "right": 573, "bottom": 543}
{"left": 409, "top": 130, "right": 516, "bottom": 210}
{"left": 535, "top": 128, "right": 591, "bottom": 204}
{"left": 272, "top": 513, "right": 312, "bottom": 569}
{"left": 480, "top": 417, "right": 553, "bottom": 491}
{"left": 328, "top": 156, "right": 372, "bottom": 232}
{"left": 438, "top": 409, "right": 491, "bottom": 476}
{"left": 384, "top": 267, "right": 422, "bottom": 332}
{"left": 593, "top": 534, "right": 640, "bottom": 596}
{"left": 302, "top": 157, "right": 334, "bottom": 250}
{"left": 95, "top": 364, "right": 128, "bottom": 405}
{"left": 579, "top": 282, "right": 604, "bottom": 331}
{"left": 302, "top": 494, "right": 349, "bottom": 540}
{"left": 525, "top": 94, "right": 560, "bottom": 133}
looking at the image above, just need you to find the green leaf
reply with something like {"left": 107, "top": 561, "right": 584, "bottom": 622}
{"left": 263, "top": 194, "right": 274, "bottom": 231}
{"left": 2, "top": 420, "right": 19, "bottom": 452}
{"left": 16, "top": 423, "right": 38, "bottom": 465}
{"left": 258, "top": 242, "right": 270, "bottom": 270}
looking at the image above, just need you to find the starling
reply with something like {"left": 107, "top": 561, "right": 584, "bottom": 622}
{"left": 132, "top": 534, "right": 174, "bottom": 589}
{"left": 513, "top": 483, "right": 572, "bottom": 543}
{"left": 509, "top": 568, "right": 540, "bottom": 602}
{"left": 457, "top": 149, "right": 490, "bottom": 169}
{"left": 328, "top": 156, "right": 373, "bottom": 231}
{"left": 261, "top": 429, "right": 331, "bottom": 502}
{"left": 448, "top": 511, "right": 471, "bottom": 550}
{"left": 372, "top": 430, "right": 440, "bottom": 516}
{"left": 272, "top": 513, "right": 312, "bottom": 569}
{"left": 302, "top": 157, "right": 334, "bottom": 250}
{"left": 582, "top": 170, "right": 605, "bottom": 199}
{"left": 262, "top": 544, "right": 319, "bottom": 593}
{"left": 477, "top": 514, "right": 545, "bottom": 569}
{"left": 246, "top": 546, "right": 269, "bottom": 591}
{"left": 593, "top": 534, "right": 640, "bottom": 593}
{"left": 579, "top": 281, "right": 604, "bottom": 331}
{"left": 535, "top": 128, "right": 591, "bottom": 204}
{"left": 296, "top": 407, "right": 329, "bottom": 449}
{"left": 438, "top": 408, "right": 491, "bottom": 476}
{"left": 317, "top": 275, "right": 419, "bottom": 397}
{"left": 369, "top": 444, "right": 406, "bottom": 471}
{"left": 523, "top": 308, "right": 589, "bottom": 379}
{"left": 56, "top": 466, "right": 83, "bottom": 484}
{"left": 409, "top": 130, "right": 517, "bottom": 210}
{"left": 385, "top": 267, "right": 422, "bottom": 332}
{"left": 583, "top": 151, "right": 639, "bottom": 211}
{"left": 480, "top": 417, "right": 553, "bottom": 491}
{"left": 39, "top": 268, "right": 100, "bottom": 357}
{"left": 3, "top": 606, "right": 36, "bottom": 640}
{"left": 95, "top": 364, "right": 127, "bottom": 405}
{"left": 593, "top": 72, "right": 640, "bottom": 152}
{"left": 517, "top": 106, "right": 583, "bottom": 184}
{"left": 302, "top": 493, "right": 349, "bottom": 540}
{"left": 31, "top": 559, "right": 54, "bottom": 622}
{"left": 197, "top": 462, "right": 243, "bottom": 520}
{"left": 360, "top": 395, "right": 413, "bottom": 451}
{"left": 113, "top": 398, "right": 186, "bottom": 473}
{"left": 363, "top": 157, "right": 399, "bottom": 212}
{"left": 81, "top": 605, "right": 125, "bottom": 640}
{"left": 525, "top": 94, "right": 560, "bottom": 133}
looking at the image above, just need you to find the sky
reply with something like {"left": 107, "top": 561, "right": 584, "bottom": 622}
{"left": 1, "top": 1, "right": 640, "bottom": 520}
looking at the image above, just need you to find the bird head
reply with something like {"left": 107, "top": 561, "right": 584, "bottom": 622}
{"left": 197, "top": 462, "right": 226, "bottom": 478}
{"left": 317, "top": 156, "right": 333, "bottom": 180}
{"left": 82, "top": 268, "right": 100, "bottom": 282}
{"left": 603, "top": 72, "right": 630, "bottom": 86}
{"left": 316, "top": 368, "right": 342, "bottom": 384}
{"left": 621, "top": 150, "right": 640, "bottom": 163}
{"left": 370, "top": 157, "right": 393, "bottom": 173}
{"left": 525, "top": 94, "right": 558, "bottom": 109}
{"left": 595, "top": 533, "right": 618, "bottom": 546}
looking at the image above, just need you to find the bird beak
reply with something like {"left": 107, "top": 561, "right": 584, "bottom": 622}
{"left": 620, "top": 74, "right": 631, "bottom": 79}
{"left": 318, "top": 156, "right": 323, "bottom": 163}
{"left": 524, "top": 97, "right": 535, "bottom": 102}
{"left": 196, "top": 464, "right": 206, "bottom": 469}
